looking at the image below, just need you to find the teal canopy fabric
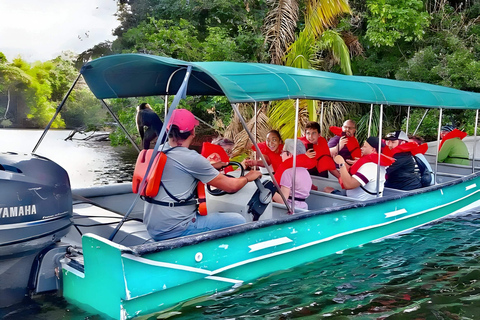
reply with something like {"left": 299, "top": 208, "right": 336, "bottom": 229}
{"left": 81, "top": 53, "right": 480, "bottom": 109}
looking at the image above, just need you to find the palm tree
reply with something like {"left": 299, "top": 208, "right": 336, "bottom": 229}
{"left": 265, "top": 0, "right": 356, "bottom": 139}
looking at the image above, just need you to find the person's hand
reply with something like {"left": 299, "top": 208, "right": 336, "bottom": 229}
{"left": 306, "top": 149, "right": 316, "bottom": 159}
{"left": 345, "top": 158, "right": 358, "bottom": 165}
{"left": 211, "top": 161, "right": 228, "bottom": 170}
{"left": 244, "top": 158, "right": 256, "bottom": 167}
{"left": 334, "top": 155, "right": 346, "bottom": 166}
{"left": 338, "top": 136, "right": 348, "bottom": 150}
{"left": 244, "top": 170, "right": 262, "bottom": 182}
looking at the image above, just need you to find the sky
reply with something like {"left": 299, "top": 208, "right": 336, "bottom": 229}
{"left": 0, "top": 0, "right": 120, "bottom": 62}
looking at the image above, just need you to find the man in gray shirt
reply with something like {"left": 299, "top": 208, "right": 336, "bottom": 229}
{"left": 143, "top": 109, "right": 262, "bottom": 240}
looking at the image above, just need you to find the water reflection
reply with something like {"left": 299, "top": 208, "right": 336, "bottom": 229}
{"left": 0, "top": 129, "right": 137, "bottom": 188}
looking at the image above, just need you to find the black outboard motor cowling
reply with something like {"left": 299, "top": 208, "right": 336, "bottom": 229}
{"left": 0, "top": 152, "right": 72, "bottom": 307}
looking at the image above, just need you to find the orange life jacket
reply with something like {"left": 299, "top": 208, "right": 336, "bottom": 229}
{"left": 329, "top": 126, "right": 361, "bottom": 159}
{"left": 132, "top": 149, "right": 168, "bottom": 197}
{"left": 132, "top": 148, "right": 204, "bottom": 213}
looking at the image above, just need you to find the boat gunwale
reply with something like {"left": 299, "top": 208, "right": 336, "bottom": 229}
{"left": 130, "top": 170, "right": 480, "bottom": 256}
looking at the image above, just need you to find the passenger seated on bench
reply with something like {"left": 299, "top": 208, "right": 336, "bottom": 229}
{"left": 272, "top": 139, "right": 312, "bottom": 209}
{"left": 384, "top": 130, "right": 422, "bottom": 190}
{"left": 409, "top": 135, "right": 435, "bottom": 186}
{"left": 328, "top": 119, "right": 361, "bottom": 164}
{"left": 143, "top": 109, "right": 262, "bottom": 241}
{"left": 324, "top": 137, "right": 392, "bottom": 201}
{"left": 243, "top": 130, "right": 284, "bottom": 173}
{"left": 299, "top": 121, "right": 339, "bottom": 178}
{"left": 438, "top": 125, "right": 469, "bottom": 165}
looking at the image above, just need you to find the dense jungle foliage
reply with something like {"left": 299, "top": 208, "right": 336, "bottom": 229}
{"left": 0, "top": 0, "right": 479, "bottom": 147}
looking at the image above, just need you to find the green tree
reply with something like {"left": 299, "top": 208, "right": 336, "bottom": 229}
{"left": 0, "top": 53, "right": 32, "bottom": 127}
{"left": 365, "top": 0, "right": 430, "bottom": 47}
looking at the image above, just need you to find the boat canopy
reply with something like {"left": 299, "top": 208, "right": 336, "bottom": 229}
{"left": 81, "top": 53, "right": 480, "bottom": 109}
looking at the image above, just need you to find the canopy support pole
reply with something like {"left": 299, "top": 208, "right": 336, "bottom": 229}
{"left": 434, "top": 108, "right": 443, "bottom": 185}
{"left": 254, "top": 102, "right": 258, "bottom": 170}
{"left": 109, "top": 66, "right": 192, "bottom": 241}
{"left": 231, "top": 103, "right": 290, "bottom": 213}
{"left": 406, "top": 106, "right": 411, "bottom": 135}
{"left": 101, "top": 100, "right": 141, "bottom": 153}
{"left": 290, "top": 99, "right": 300, "bottom": 214}
{"left": 472, "top": 109, "right": 479, "bottom": 173}
{"left": 368, "top": 104, "right": 373, "bottom": 137}
{"left": 320, "top": 101, "right": 324, "bottom": 136}
{"left": 413, "top": 109, "right": 429, "bottom": 135}
{"left": 32, "top": 73, "right": 81, "bottom": 153}
{"left": 375, "top": 104, "right": 383, "bottom": 197}
{"left": 164, "top": 95, "right": 168, "bottom": 119}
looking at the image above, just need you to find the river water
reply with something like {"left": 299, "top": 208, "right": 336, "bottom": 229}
{"left": 1, "top": 129, "right": 479, "bottom": 319}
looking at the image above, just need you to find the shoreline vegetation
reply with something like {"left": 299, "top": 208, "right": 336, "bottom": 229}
{"left": 0, "top": 0, "right": 479, "bottom": 156}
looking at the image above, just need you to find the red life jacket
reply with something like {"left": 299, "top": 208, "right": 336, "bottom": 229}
{"left": 251, "top": 142, "right": 283, "bottom": 172}
{"left": 299, "top": 136, "right": 336, "bottom": 173}
{"left": 201, "top": 142, "right": 233, "bottom": 173}
{"left": 349, "top": 153, "right": 395, "bottom": 175}
{"left": 439, "top": 129, "right": 467, "bottom": 150}
{"left": 329, "top": 126, "right": 361, "bottom": 159}
{"left": 274, "top": 154, "right": 317, "bottom": 183}
{"left": 196, "top": 142, "right": 236, "bottom": 216}
{"left": 339, "top": 152, "right": 395, "bottom": 189}
{"left": 383, "top": 141, "right": 421, "bottom": 157}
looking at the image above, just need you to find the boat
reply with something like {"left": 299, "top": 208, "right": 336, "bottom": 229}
{"left": 2, "top": 53, "right": 480, "bottom": 319}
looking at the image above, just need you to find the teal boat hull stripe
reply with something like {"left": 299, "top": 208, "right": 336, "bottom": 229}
{"left": 210, "top": 189, "right": 480, "bottom": 275}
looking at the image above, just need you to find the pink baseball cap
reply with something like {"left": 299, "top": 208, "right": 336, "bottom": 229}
{"left": 167, "top": 109, "right": 199, "bottom": 133}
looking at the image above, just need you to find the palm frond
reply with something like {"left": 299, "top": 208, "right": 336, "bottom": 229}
{"left": 224, "top": 103, "right": 272, "bottom": 157}
{"left": 268, "top": 99, "right": 310, "bottom": 139}
{"left": 283, "top": 30, "right": 316, "bottom": 69}
{"left": 341, "top": 31, "right": 364, "bottom": 57}
{"left": 316, "top": 29, "right": 352, "bottom": 75}
{"left": 318, "top": 101, "right": 349, "bottom": 138}
{"left": 305, "top": 0, "right": 352, "bottom": 39}
{"left": 263, "top": 0, "right": 299, "bottom": 65}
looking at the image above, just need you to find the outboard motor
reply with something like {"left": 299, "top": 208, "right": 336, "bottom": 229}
{"left": 0, "top": 152, "right": 72, "bottom": 307}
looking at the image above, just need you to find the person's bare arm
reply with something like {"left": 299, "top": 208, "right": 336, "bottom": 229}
{"left": 273, "top": 186, "right": 290, "bottom": 204}
{"left": 334, "top": 155, "right": 360, "bottom": 190}
{"left": 208, "top": 170, "right": 262, "bottom": 193}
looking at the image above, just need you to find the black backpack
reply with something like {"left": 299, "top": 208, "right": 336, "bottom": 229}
{"left": 414, "top": 155, "right": 432, "bottom": 187}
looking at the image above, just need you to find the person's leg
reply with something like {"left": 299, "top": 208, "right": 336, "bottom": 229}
{"left": 181, "top": 212, "right": 246, "bottom": 236}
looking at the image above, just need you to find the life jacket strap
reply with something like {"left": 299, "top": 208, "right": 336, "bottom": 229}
{"left": 142, "top": 196, "right": 199, "bottom": 207}
{"left": 288, "top": 196, "right": 306, "bottom": 202}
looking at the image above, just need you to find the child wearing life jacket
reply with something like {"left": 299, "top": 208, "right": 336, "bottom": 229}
{"left": 244, "top": 130, "right": 284, "bottom": 173}
{"left": 300, "top": 121, "right": 339, "bottom": 178}
{"left": 272, "top": 139, "right": 312, "bottom": 210}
